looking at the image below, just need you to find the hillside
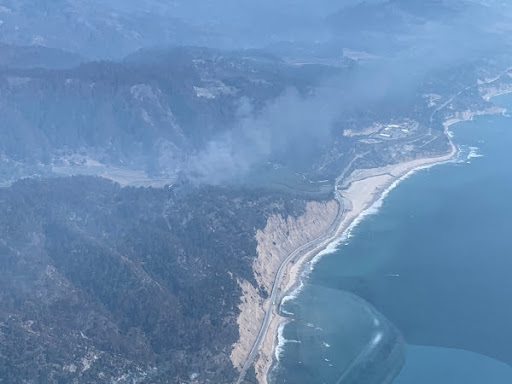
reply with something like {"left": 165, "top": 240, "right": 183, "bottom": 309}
{"left": 0, "top": 176, "right": 318, "bottom": 383}
{"left": 0, "top": 47, "right": 341, "bottom": 186}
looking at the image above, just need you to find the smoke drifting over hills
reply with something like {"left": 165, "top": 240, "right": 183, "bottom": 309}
{"left": 0, "top": 0, "right": 511, "bottom": 186}
{"left": 186, "top": 89, "right": 339, "bottom": 184}
{"left": 2, "top": 1, "right": 512, "bottom": 383}
{"left": 182, "top": 0, "right": 512, "bottom": 184}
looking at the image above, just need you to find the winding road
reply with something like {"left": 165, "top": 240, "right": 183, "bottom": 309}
{"left": 234, "top": 154, "right": 365, "bottom": 384}
{"left": 234, "top": 63, "right": 512, "bottom": 384}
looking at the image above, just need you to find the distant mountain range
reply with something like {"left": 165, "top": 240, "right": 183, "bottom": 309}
{"left": 0, "top": 0, "right": 338, "bottom": 59}
{"left": 0, "top": 0, "right": 497, "bottom": 60}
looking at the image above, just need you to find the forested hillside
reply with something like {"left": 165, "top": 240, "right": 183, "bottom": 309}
{"left": 0, "top": 176, "right": 314, "bottom": 383}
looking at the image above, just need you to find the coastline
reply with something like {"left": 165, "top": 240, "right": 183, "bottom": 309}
{"left": 258, "top": 137, "right": 458, "bottom": 383}
{"left": 248, "top": 82, "right": 512, "bottom": 384}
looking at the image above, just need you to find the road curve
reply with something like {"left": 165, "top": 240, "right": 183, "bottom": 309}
{"left": 234, "top": 156, "right": 364, "bottom": 384}
{"left": 234, "top": 65, "right": 512, "bottom": 384}
{"left": 235, "top": 194, "right": 345, "bottom": 384}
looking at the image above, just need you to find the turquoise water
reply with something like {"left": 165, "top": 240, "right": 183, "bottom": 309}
{"left": 271, "top": 94, "right": 512, "bottom": 383}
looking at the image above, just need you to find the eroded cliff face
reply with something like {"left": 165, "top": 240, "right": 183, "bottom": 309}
{"left": 253, "top": 200, "right": 338, "bottom": 294}
{"left": 230, "top": 279, "right": 266, "bottom": 371}
{"left": 230, "top": 200, "right": 339, "bottom": 381}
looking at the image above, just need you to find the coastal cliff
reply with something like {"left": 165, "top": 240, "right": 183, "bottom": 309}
{"left": 230, "top": 200, "right": 339, "bottom": 382}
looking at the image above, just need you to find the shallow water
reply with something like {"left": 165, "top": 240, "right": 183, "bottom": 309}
{"left": 272, "top": 94, "right": 512, "bottom": 383}
{"left": 272, "top": 287, "right": 405, "bottom": 384}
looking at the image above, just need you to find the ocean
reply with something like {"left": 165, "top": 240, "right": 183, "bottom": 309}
{"left": 270, "top": 94, "right": 512, "bottom": 384}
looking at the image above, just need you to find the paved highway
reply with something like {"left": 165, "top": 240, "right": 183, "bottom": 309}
{"left": 234, "top": 155, "right": 364, "bottom": 384}
{"left": 235, "top": 65, "right": 512, "bottom": 383}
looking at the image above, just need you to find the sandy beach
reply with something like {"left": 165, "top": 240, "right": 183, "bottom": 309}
{"left": 230, "top": 81, "right": 512, "bottom": 384}
{"left": 251, "top": 86, "right": 512, "bottom": 383}
{"left": 255, "top": 139, "right": 458, "bottom": 383}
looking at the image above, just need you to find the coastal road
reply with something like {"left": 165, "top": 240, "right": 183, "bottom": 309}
{"left": 234, "top": 65, "right": 512, "bottom": 384}
{"left": 234, "top": 195, "right": 346, "bottom": 384}
{"left": 234, "top": 155, "right": 365, "bottom": 384}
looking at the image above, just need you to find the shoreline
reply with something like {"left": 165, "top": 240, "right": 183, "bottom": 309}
{"left": 258, "top": 137, "right": 459, "bottom": 383}
{"left": 250, "top": 85, "right": 512, "bottom": 384}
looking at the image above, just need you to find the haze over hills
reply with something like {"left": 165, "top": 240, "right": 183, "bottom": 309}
{"left": 0, "top": 46, "right": 346, "bottom": 186}
{"left": 0, "top": 43, "right": 84, "bottom": 69}
{"left": 1, "top": 1, "right": 512, "bottom": 383}
{"left": 0, "top": 0, "right": 341, "bottom": 59}
{"left": 0, "top": 0, "right": 505, "bottom": 60}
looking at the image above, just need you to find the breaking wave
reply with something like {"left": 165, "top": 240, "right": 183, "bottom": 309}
{"left": 274, "top": 321, "right": 299, "bottom": 362}
{"left": 468, "top": 146, "right": 484, "bottom": 159}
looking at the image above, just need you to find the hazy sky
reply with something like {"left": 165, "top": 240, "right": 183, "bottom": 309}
{"left": 2, "top": 0, "right": 511, "bottom": 184}
{"left": 182, "top": 0, "right": 512, "bottom": 184}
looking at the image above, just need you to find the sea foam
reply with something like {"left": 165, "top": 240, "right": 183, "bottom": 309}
{"left": 371, "top": 332, "right": 383, "bottom": 347}
{"left": 468, "top": 146, "right": 484, "bottom": 159}
{"left": 279, "top": 151, "right": 456, "bottom": 327}
{"left": 274, "top": 322, "right": 287, "bottom": 362}
{"left": 280, "top": 307, "right": 295, "bottom": 316}
{"left": 274, "top": 321, "right": 299, "bottom": 362}
{"left": 308, "top": 156, "right": 455, "bottom": 271}
{"left": 280, "top": 279, "right": 304, "bottom": 308}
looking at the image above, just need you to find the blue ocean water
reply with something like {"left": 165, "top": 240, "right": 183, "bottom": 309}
{"left": 271, "top": 94, "right": 512, "bottom": 383}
